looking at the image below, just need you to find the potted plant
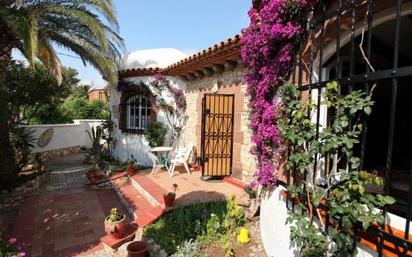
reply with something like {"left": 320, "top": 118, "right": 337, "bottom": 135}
{"left": 163, "top": 183, "right": 178, "bottom": 207}
{"left": 104, "top": 208, "right": 127, "bottom": 238}
{"left": 126, "top": 241, "right": 148, "bottom": 257}
{"left": 86, "top": 165, "right": 104, "bottom": 184}
{"left": 127, "top": 162, "right": 138, "bottom": 175}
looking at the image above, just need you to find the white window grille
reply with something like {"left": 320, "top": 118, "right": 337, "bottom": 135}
{"left": 126, "top": 95, "right": 151, "bottom": 130}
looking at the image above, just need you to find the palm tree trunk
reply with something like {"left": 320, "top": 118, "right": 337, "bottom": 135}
{"left": 0, "top": 19, "right": 19, "bottom": 190}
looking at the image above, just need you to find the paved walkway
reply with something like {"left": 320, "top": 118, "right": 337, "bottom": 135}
{"left": 12, "top": 154, "right": 126, "bottom": 257}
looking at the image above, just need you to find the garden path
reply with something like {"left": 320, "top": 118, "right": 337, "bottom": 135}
{"left": 12, "top": 154, "right": 125, "bottom": 257}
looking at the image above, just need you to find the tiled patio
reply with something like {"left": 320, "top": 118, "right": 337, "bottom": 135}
{"left": 141, "top": 166, "right": 248, "bottom": 206}
{"left": 10, "top": 154, "right": 128, "bottom": 257}
{"left": 8, "top": 154, "right": 249, "bottom": 256}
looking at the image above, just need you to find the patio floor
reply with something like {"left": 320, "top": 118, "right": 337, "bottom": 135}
{"left": 142, "top": 166, "right": 248, "bottom": 206}
{"left": 11, "top": 154, "right": 125, "bottom": 257}
{"left": 6, "top": 154, "right": 249, "bottom": 257}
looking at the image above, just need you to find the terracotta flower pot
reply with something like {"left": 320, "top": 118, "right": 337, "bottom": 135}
{"left": 127, "top": 166, "right": 138, "bottom": 175}
{"left": 163, "top": 194, "right": 176, "bottom": 207}
{"left": 86, "top": 170, "right": 104, "bottom": 184}
{"left": 127, "top": 241, "right": 148, "bottom": 257}
{"left": 104, "top": 214, "right": 127, "bottom": 238}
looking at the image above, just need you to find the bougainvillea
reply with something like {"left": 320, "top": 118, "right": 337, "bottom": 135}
{"left": 150, "top": 74, "right": 187, "bottom": 145}
{"left": 241, "top": 0, "right": 315, "bottom": 187}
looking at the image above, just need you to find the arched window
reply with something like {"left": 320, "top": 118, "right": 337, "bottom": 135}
{"left": 118, "top": 81, "right": 155, "bottom": 133}
{"left": 126, "top": 94, "right": 151, "bottom": 130}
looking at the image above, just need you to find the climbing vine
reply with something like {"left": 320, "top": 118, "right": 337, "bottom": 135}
{"left": 241, "top": 0, "right": 315, "bottom": 187}
{"left": 150, "top": 74, "right": 187, "bottom": 146}
{"left": 279, "top": 82, "right": 395, "bottom": 256}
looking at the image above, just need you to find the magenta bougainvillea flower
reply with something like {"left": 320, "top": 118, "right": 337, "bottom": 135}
{"left": 241, "top": 0, "right": 315, "bottom": 187}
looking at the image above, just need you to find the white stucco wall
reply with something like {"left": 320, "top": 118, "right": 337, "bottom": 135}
{"left": 260, "top": 185, "right": 408, "bottom": 257}
{"left": 109, "top": 76, "right": 187, "bottom": 166}
{"left": 21, "top": 119, "right": 103, "bottom": 153}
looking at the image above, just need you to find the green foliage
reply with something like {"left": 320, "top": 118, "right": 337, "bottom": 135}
{"left": 223, "top": 195, "right": 246, "bottom": 235}
{"left": 85, "top": 126, "right": 106, "bottom": 167}
{"left": 206, "top": 213, "right": 224, "bottom": 236}
{"left": 5, "top": 62, "right": 74, "bottom": 124}
{"left": 278, "top": 82, "right": 395, "bottom": 256}
{"left": 144, "top": 201, "right": 228, "bottom": 255}
{"left": 287, "top": 211, "right": 328, "bottom": 257}
{"left": 144, "top": 121, "right": 167, "bottom": 147}
{"left": 224, "top": 242, "right": 235, "bottom": 257}
{"left": 62, "top": 97, "right": 109, "bottom": 120}
{"left": 2, "top": 62, "right": 105, "bottom": 125}
{"left": 172, "top": 239, "right": 201, "bottom": 257}
{"left": 72, "top": 84, "right": 92, "bottom": 99}
{"left": 28, "top": 153, "right": 46, "bottom": 173}
{"left": 107, "top": 208, "right": 123, "bottom": 223}
{"left": 9, "top": 126, "right": 36, "bottom": 170}
{"left": 1, "top": 0, "right": 123, "bottom": 84}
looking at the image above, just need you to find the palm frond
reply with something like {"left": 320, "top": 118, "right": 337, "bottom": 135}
{"left": 2, "top": 0, "right": 124, "bottom": 84}
{"left": 37, "top": 38, "right": 62, "bottom": 83}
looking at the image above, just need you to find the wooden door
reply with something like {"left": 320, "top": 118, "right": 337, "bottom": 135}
{"left": 201, "top": 94, "right": 234, "bottom": 177}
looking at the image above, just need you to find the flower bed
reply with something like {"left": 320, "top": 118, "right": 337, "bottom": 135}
{"left": 144, "top": 198, "right": 254, "bottom": 257}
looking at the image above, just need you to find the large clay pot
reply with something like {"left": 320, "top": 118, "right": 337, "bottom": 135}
{"left": 127, "top": 241, "right": 148, "bottom": 257}
{"left": 163, "top": 194, "right": 176, "bottom": 207}
{"left": 104, "top": 214, "right": 127, "bottom": 238}
{"left": 86, "top": 170, "right": 105, "bottom": 184}
{"left": 127, "top": 165, "right": 138, "bottom": 175}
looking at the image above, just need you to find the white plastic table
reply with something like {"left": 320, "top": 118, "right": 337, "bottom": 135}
{"left": 149, "top": 146, "right": 174, "bottom": 175}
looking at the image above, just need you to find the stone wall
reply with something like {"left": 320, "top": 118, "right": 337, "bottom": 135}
{"left": 183, "top": 66, "right": 256, "bottom": 182}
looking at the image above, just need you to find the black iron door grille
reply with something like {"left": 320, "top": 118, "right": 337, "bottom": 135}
{"left": 285, "top": 0, "right": 412, "bottom": 256}
{"left": 201, "top": 94, "right": 235, "bottom": 177}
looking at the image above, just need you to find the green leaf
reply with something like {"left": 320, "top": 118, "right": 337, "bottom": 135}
{"left": 364, "top": 106, "right": 372, "bottom": 115}
{"left": 383, "top": 196, "right": 396, "bottom": 205}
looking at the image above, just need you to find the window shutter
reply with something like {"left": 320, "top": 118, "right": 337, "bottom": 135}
{"left": 119, "top": 103, "right": 127, "bottom": 130}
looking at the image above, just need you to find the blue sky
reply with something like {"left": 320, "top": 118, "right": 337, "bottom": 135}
{"left": 18, "top": 1, "right": 251, "bottom": 88}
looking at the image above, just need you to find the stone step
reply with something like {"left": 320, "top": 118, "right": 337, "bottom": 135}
{"left": 104, "top": 177, "right": 166, "bottom": 250}
{"left": 129, "top": 173, "right": 168, "bottom": 207}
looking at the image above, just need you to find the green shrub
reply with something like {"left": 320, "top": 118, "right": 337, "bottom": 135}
{"left": 172, "top": 239, "right": 200, "bottom": 257}
{"left": 9, "top": 126, "right": 36, "bottom": 170}
{"left": 143, "top": 122, "right": 167, "bottom": 147}
{"left": 144, "top": 200, "right": 227, "bottom": 255}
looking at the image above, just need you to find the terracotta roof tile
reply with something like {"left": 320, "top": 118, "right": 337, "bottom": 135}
{"left": 119, "top": 34, "right": 242, "bottom": 78}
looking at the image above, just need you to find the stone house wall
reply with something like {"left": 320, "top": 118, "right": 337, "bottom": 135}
{"left": 183, "top": 66, "right": 256, "bottom": 182}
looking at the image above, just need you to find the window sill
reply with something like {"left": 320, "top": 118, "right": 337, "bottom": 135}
{"left": 120, "top": 128, "right": 145, "bottom": 135}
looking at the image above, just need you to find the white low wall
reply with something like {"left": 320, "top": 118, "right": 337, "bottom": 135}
{"left": 259, "top": 185, "right": 399, "bottom": 257}
{"left": 22, "top": 119, "right": 103, "bottom": 153}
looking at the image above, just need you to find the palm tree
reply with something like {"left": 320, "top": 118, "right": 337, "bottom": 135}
{"left": 0, "top": 0, "right": 124, "bottom": 189}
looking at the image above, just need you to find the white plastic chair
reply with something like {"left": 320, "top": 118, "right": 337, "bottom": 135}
{"left": 168, "top": 142, "right": 194, "bottom": 177}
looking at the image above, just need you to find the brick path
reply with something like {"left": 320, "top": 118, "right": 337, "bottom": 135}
{"left": 12, "top": 154, "right": 127, "bottom": 257}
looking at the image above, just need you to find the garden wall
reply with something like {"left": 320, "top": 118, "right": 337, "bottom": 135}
{"left": 260, "top": 186, "right": 410, "bottom": 257}
{"left": 21, "top": 119, "right": 103, "bottom": 153}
